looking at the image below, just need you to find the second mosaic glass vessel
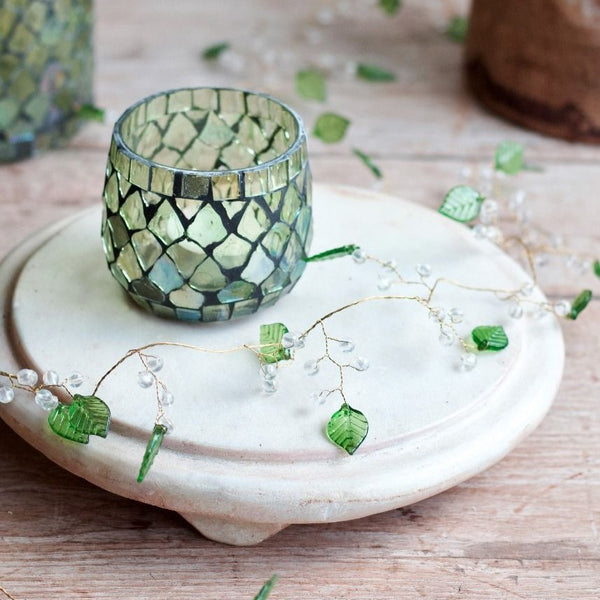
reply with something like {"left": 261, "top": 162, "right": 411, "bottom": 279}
{"left": 101, "top": 87, "right": 312, "bottom": 322}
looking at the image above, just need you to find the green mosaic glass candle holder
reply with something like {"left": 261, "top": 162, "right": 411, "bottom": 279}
{"left": 101, "top": 87, "right": 312, "bottom": 322}
{"left": 0, "top": 0, "right": 93, "bottom": 162}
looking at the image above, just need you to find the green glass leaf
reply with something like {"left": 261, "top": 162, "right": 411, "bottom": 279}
{"left": 313, "top": 112, "right": 350, "bottom": 144}
{"left": 68, "top": 394, "right": 111, "bottom": 438}
{"left": 356, "top": 63, "right": 396, "bottom": 82}
{"left": 295, "top": 69, "right": 326, "bottom": 102}
{"left": 137, "top": 424, "right": 167, "bottom": 483}
{"left": 593, "top": 260, "right": 600, "bottom": 278}
{"left": 445, "top": 16, "right": 468, "bottom": 42}
{"left": 379, "top": 0, "right": 401, "bottom": 15}
{"left": 48, "top": 404, "right": 89, "bottom": 444}
{"left": 568, "top": 289, "right": 592, "bottom": 320}
{"left": 259, "top": 322, "right": 291, "bottom": 364}
{"left": 253, "top": 575, "right": 278, "bottom": 600}
{"left": 202, "top": 41, "right": 230, "bottom": 60}
{"left": 76, "top": 104, "right": 105, "bottom": 122}
{"left": 439, "top": 185, "right": 484, "bottom": 222}
{"left": 471, "top": 325, "right": 509, "bottom": 351}
{"left": 495, "top": 141, "right": 524, "bottom": 175}
{"left": 304, "top": 244, "right": 359, "bottom": 263}
{"left": 327, "top": 404, "right": 369, "bottom": 455}
{"left": 352, "top": 148, "right": 383, "bottom": 178}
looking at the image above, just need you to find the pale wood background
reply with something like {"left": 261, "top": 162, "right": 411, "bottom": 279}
{"left": 1, "top": 1, "right": 599, "bottom": 598}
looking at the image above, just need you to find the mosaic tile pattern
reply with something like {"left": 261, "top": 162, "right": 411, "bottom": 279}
{"left": 0, "top": 0, "right": 93, "bottom": 162}
{"left": 102, "top": 88, "right": 312, "bottom": 322}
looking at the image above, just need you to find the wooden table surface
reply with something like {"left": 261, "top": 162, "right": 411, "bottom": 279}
{"left": 1, "top": 1, "right": 599, "bottom": 598}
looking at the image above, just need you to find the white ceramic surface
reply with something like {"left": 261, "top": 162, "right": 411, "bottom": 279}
{"left": 0, "top": 184, "right": 565, "bottom": 545}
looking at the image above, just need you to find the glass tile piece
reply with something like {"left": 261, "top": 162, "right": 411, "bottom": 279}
{"left": 146, "top": 94, "right": 168, "bottom": 121}
{"left": 232, "top": 298, "right": 260, "bottom": 318}
{"left": 149, "top": 255, "right": 185, "bottom": 293}
{"left": 238, "top": 201, "right": 269, "bottom": 242}
{"left": 246, "top": 93, "right": 269, "bottom": 118}
{"left": 153, "top": 147, "right": 181, "bottom": 168}
{"left": 175, "top": 196, "right": 202, "bottom": 220}
{"left": 192, "top": 88, "right": 218, "bottom": 111}
{"left": 182, "top": 173, "right": 210, "bottom": 199}
{"left": 201, "top": 304, "right": 231, "bottom": 321}
{"left": 118, "top": 171, "right": 132, "bottom": 198}
{"left": 187, "top": 204, "right": 227, "bottom": 246}
{"left": 245, "top": 169, "right": 269, "bottom": 197}
{"left": 110, "top": 263, "right": 128, "bottom": 288}
{"left": 129, "top": 160, "right": 150, "bottom": 189}
{"left": 260, "top": 290, "right": 282, "bottom": 308}
{"left": 102, "top": 224, "right": 114, "bottom": 262}
{"left": 189, "top": 258, "right": 228, "bottom": 292}
{"left": 175, "top": 307, "right": 202, "bottom": 321}
{"left": 198, "top": 110, "right": 235, "bottom": 148}
{"left": 262, "top": 222, "right": 291, "bottom": 259}
{"left": 220, "top": 140, "right": 256, "bottom": 170}
{"left": 169, "top": 285, "right": 205, "bottom": 309}
{"left": 280, "top": 232, "right": 304, "bottom": 273}
{"left": 131, "top": 279, "right": 166, "bottom": 303}
{"left": 264, "top": 190, "right": 283, "bottom": 213}
{"left": 281, "top": 184, "right": 302, "bottom": 225}
{"left": 268, "top": 160, "right": 288, "bottom": 190}
{"left": 288, "top": 147, "right": 302, "bottom": 179}
{"left": 150, "top": 304, "right": 177, "bottom": 319}
{"left": 148, "top": 201, "right": 185, "bottom": 245}
{"left": 116, "top": 243, "right": 142, "bottom": 282}
{"left": 132, "top": 230, "right": 163, "bottom": 271}
{"left": 108, "top": 215, "right": 130, "bottom": 248}
{"left": 167, "top": 89, "right": 193, "bottom": 114}
{"left": 241, "top": 246, "right": 275, "bottom": 284}
{"left": 167, "top": 240, "right": 207, "bottom": 278}
{"left": 120, "top": 191, "right": 146, "bottom": 230}
{"left": 136, "top": 122, "right": 162, "bottom": 159}
{"left": 261, "top": 268, "right": 289, "bottom": 295}
{"left": 104, "top": 172, "right": 119, "bottom": 213}
{"left": 213, "top": 234, "right": 252, "bottom": 270}
{"left": 217, "top": 281, "right": 256, "bottom": 303}
{"left": 236, "top": 115, "right": 269, "bottom": 155}
{"left": 223, "top": 200, "right": 246, "bottom": 220}
{"left": 179, "top": 137, "right": 219, "bottom": 171}
{"left": 149, "top": 167, "right": 174, "bottom": 196}
{"left": 142, "top": 190, "right": 163, "bottom": 207}
{"left": 294, "top": 206, "right": 312, "bottom": 244}
{"left": 212, "top": 172, "right": 240, "bottom": 200}
{"left": 219, "top": 89, "right": 245, "bottom": 116}
{"left": 162, "top": 113, "right": 198, "bottom": 154}
{"left": 289, "top": 260, "right": 306, "bottom": 285}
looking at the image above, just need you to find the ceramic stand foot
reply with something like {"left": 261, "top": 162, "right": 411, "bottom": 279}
{"left": 179, "top": 513, "right": 287, "bottom": 545}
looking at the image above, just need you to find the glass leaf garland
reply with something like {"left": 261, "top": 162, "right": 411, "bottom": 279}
{"left": 48, "top": 404, "right": 90, "bottom": 444}
{"left": 68, "top": 394, "right": 111, "bottom": 438}
{"left": 568, "top": 289, "right": 592, "bottom": 320}
{"left": 259, "top": 323, "right": 291, "bottom": 364}
{"left": 327, "top": 404, "right": 369, "bottom": 455}
{"left": 296, "top": 69, "right": 326, "bottom": 102}
{"left": 471, "top": 325, "right": 509, "bottom": 351}
{"left": 137, "top": 424, "right": 167, "bottom": 483}
{"left": 494, "top": 141, "right": 524, "bottom": 175}
{"left": 356, "top": 63, "right": 396, "bottom": 82}
{"left": 313, "top": 113, "right": 350, "bottom": 143}
{"left": 304, "top": 244, "right": 359, "bottom": 262}
{"left": 439, "top": 185, "right": 484, "bottom": 222}
{"left": 352, "top": 148, "right": 383, "bottom": 178}
{"left": 593, "top": 260, "right": 600, "bottom": 278}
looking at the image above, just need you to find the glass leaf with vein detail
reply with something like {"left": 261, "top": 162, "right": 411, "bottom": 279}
{"left": 296, "top": 69, "right": 326, "bottom": 102}
{"left": 259, "top": 323, "right": 291, "bottom": 364}
{"left": 313, "top": 113, "right": 350, "bottom": 143}
{"left": 495, "top": 141, "right": 524, "bottom": 175}
{"left": 439, "top": 185, "right": 484, "bottom": 222}
{"left": 48, "top": 404, "right": 90, "bottom": 444}
{"left": 68, "top": 394, "right": 111, "bottom": 438}
{"left": 356, "top": 63, "right": 396, "bottom": 82}
{"left": 471, "top": 325, "right": 509, "bottom": 351}
{"left": 253, "top": 575, "right": 278, "bottom": 600}
{"left": 568, "top": 289, "right": 592, "bottom": 320}
{"left": 327, "top": 404, "right": 369, "bottom": 455}
{"left": 304, "top": 244, "right": 359, "bottom": 263}
{"left": 137, "top": 424, "right": 167, "bottom": 483}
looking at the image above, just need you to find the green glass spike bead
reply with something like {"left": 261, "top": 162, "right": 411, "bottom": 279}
{"left": 494, "top": 141, "right": 524, "bottom": 175}
{"left": 353, "top": 148, "right": 382, "bottom": 178}
{"left": 327, "top": 404, "right": 369, "bottom": 455}
{"left": 201, "top": 41, "right": 230, "bottom": 60}
{"left": 48, "top": 404, "right": 90, "bottom": 444}
{"left": 568, "top": 289, "right": 592, "bottom": 320}
{"left": 593, "top": 260, "right": 600, "bottom": 278}
{"left": 68, "top": 394, "right": 111, "bottom": 438}
{"left": 313, "top": 112, "right": 350, "bottom": 143}
{"left": 304, "top": 244, "right": 359, "bottom": 263}
{"left": 259, "top": 323, "right": 291, "bottom": 364}
{"left": 471, "top": 325, "right": 509, "bottom": 351}
{"left": 296, "top": 69, "right": 326, "bottom": 101}
{"left": 439, "top": 185, "right": 484, "bottom": 222}
{"left": 137, "top": 424, "right": 167, "bottom": 483}
{"left": 356, "top": 63, "right": 396, "bottom": 82}
{"left": 253, "top": 575, "right": 278, "bottom": 600}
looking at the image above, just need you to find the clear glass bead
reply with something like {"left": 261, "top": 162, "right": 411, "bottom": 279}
{"left": 520, "top": 282, "right": 534, "bottom": 297}
{"left": 473, "top": 224, "right": 488, "bottom": 239}
{"left": 338, "top": 339, "right": 355, "bottom": 353}
{"left": 145, "top": 355, "right": 164, "bottom": 373}
{"left": 352, "top": 356, "right": 370, "bottom": 371}
{"left": 416, "top": 264, "right": 432, "bottom": 278}
{"left": 460, "top": 352, "right": 477, "bottom": 371}
{"left": 549, "top": 234, "right": 563, "bottom": 249}
{"left": 43, "top": 370, "right": 60, "bottom": 386}
{"left": 66, "top": 372, "right": 85, "bottom": 388}
{"left": 382, "top": 259, "right": 397, "bottom": 272}
{"left": 352, "top": 248, "right": 366, "bottom": 264}
{"left": 534, "top": 306, "right": 550, "bottom": 319}
{"left": 17, "top": 369, "right": 38, "bottom": 387}
{"left": 534, "top": 253, "right": 549, "bottom": 268}
{"left": 553, "top": 300, "right": 572, "bottom": 317}
{"left": 304, "top": 360, "right": 319, "bottom": 376}
{"left": 429, "top": 308, "right": 446, "bottom": 322}
{"left": 508, "top": 301, "right": 524, "bottom": 319}
{"left": 439, "top": 329, "right": 455, "bottom": 347}
{"left": 485, "top": 226, "right": 503, "bottom": 244}
{"left": 310, "top": 390, "right": 328, "bottom": 405}
{"left": 262, "top": 379, "right": 277, "bottom": 394}
{"left": 479, "top": 198, "right": 498, "bottom": 224}
{"left": 261, "top": 363, "right": 278, "bottom": 381}
{"left": 508, "top": 189, "right": 526, "bottom": 212}
{"left": 459, "top": 166, "right": 472, "bottom": 181}
{"left": 282, "top": 331, "right": 304, "bottom": 349}
{"left": 137, "top": 371, "right": 154, "bottom": 389}
{"left": 35, "top": 389, "right": 59, "bottom": 411}
{"left": 156, "top": 414, "right": 173, "bottom": 433}
{"left": 448, "top": 307, "right": 464, "bottom": 323}
{"left": 160, "top": 389, "right": 175, "bottom": 406}
{"left": 377, "top": 275, "right": 391, "bottom": 291}
{"left": 0, "top": 385, "right": 15, "bottom": 404}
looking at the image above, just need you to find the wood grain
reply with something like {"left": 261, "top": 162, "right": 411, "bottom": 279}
{"left": 0, "top": 0, "right": 599, "bottom": 598}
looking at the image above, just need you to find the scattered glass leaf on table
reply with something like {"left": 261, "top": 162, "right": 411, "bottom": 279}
{"left": 137, "top": 424, "right": 167, "bottom": 483}
{"left": 356, "top": 63, "right": 396, "bottom": 82}
{"left": 202, "top": 41, "right": 230, "bottom": 60}
{"left": 48, "top": 404, "right": 90, "bottom": 444}
{"left": 495, "top": 141, "right": 524, "bottom": 175}
{"left": 379, "top": 0, "right": 402, "bottom": 15}
{"left": 593, "top": 260, "right": 600, "bottom": 278}
{"left": 327, "top": 404, "right": 369, "bottom": 455}
{"left": 259, "top": 323, "right": 291, "bottom": 364}
{"left": 76, "top": 104, "right": 105, "bottom": 122}
{"left": 445, "top": 16, "right": 468, "bottom": 42}
{"left": 253, "top": 575, "right": 278, "bottom": 600}
{"left": 68, "top": 394, "right": 111, "bottom": 438}
{"left": 313, "top": 113, "right": 350, "bottom": 143}
{"left": 439, "top": 185, "right": 484, "bottom": 222}
{"left": 353, "top": 148, "right": 383, "bottom": 178}
{"left": 471, "top": 325, "right": 509, "bottom": 351}
{"left": 295, "top": 69, "right": 326, "bottom": 101}
{"left": 568, "top": 289, "right": 592, "bottom": 320}
{"left": 304, "top": 244, "right": 359, "bottom": 262}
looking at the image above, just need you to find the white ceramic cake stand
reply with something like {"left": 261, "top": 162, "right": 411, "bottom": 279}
{"left": 0, "top": 184, "right": 564, "bottom": 545}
